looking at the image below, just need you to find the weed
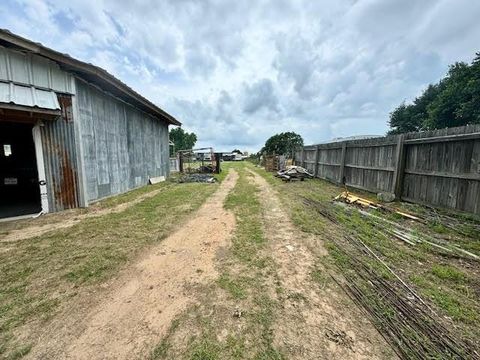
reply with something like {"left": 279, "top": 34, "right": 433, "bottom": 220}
{"left": 189, "top": 338, "right": 221, "bottom": 360}
{"left": 431, "top": 264, "right": 467, "bottom": 283}
{"left": 5, "top": 344, "right": 31, "bottom": 360}
{"left": 217, "top": 273, "right": 249, "bottom": 299}
{"left": 426, "top": 288, "right": 478, "bottom": 323}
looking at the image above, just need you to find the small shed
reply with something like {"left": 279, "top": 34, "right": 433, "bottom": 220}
{"left": 0, "top": 29, "right": 181, "bottom": 219}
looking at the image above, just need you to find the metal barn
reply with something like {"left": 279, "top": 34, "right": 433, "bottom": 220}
{"left": 0, "top": 29, "right": 181, "bottom": 219}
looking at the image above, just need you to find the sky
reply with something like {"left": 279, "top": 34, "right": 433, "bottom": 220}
{"left": 1, "top": 0, "right": 480, "bottom": 152}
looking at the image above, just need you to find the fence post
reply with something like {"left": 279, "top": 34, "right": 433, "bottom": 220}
{"left": 338, "top": 142, "right": 347, "bottom": 185}
{"left": 393, "top": 134, "right": 406, "bottom": 199}
{"left": 314, "top": 145, "right": 320, "bottom": 177}
{"left": 301, "top": 147, "right": 305, "bottom": 168}
{"left": 179, "top": 153, "right": 184, "bottom": 173}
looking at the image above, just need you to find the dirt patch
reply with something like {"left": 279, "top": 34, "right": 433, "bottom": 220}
{"left": 1, "top": 186, "right": 170, "bottom": 243}
{"left": 26, "top": 170, "right": 238, "bottom": 360}
{"left": 247, "top": 169, "right": 395, "bottom": 359}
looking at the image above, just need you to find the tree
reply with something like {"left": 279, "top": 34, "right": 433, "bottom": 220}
{"left": 261, "top": 132, "right": 303, "bottom": 158}
{"left": 169, "top": 127, "right": 197, "bottom": 155}
{"left": 388, "top": 53, "right": 480, "bottom": 134}
{"left": 231, "top": 149, "right": 243, "bottom": 155}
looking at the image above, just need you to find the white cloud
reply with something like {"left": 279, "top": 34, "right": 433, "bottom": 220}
{"left": 1, "top": 0, "right": 480, "bottom": 152}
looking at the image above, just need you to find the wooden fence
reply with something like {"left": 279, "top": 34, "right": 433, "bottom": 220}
{"left": 295, "top": 124, "right": 480, "bottom": 215}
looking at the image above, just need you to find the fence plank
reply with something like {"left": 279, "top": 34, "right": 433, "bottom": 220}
{"left": 338, "top": 142, "right": 347, "bottom": 184}
{"left": 393, "top": 134, "right": 405, "bottom": 198}
{"left": 314, "top": 145, "right": 320, "bottom": 177}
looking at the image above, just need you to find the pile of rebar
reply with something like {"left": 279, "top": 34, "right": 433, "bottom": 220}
{"left": 302, "top": 197, "right": 479, "bottom": 359}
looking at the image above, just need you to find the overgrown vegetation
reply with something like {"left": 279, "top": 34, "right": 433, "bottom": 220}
{"left": 254, "top": 167, "right": 480, "bottom": 356}
{"left": 389, "top": 52, "right": 480, "bottom": 133}
{"left": 151, "top": 163, "right": 284, "bottom": 360}
{"left": 0, "top": 180, "right": 217, "bottom": 359}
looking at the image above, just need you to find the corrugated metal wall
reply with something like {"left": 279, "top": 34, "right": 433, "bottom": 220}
{"left": 76, "top": 79, "right": 169, "bottom": 202}
{"left": 0, "top": 45, "right": 80, "bottom": 212}
{"left": 0, "top": 45, "right": 73, "bottom": 93}
{"left": 41, "top": 94, "right": 80, "bottom": 211}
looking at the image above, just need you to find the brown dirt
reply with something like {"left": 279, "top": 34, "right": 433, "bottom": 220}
{"left": 247, "top": 169, "right": 396, "bottom": 359}
{"left": 0, "top": 186, "right": 169, "bottom": 243}
{"left": 26, "top": 170, "right": 238, "bottom": 360}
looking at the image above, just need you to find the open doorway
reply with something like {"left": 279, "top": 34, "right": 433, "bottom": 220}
{"left": 0, "top": 122, "right": 42, "bottom": 219}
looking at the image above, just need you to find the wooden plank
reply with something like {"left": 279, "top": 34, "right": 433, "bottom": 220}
{"left": 404, "top": 169, "right": 480, "bottom": 181}
{"left": 344, "top": 142, "right": 397, "bottom": 148}
{"left": 344, "top": 164, "right": 395, "bottom": 172}
{"left": 404, "top": 132, "right": 480, "bottom": 145}
{"left": 393, "top": 134, "right": 406, "bottom": 198}
{"left": 401, "top": 195, "right": 480, "bottom": 215}
{"left": 338, "top": 142, "right": 347, "bottom": 185}
{"left": 317, "top": 162, "right": 341, "bottom": 166}
{"left": 314, "top": 145, "right": 320, "bottom": 177}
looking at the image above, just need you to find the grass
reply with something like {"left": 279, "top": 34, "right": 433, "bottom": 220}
{"left": 0, "top": 179, "right": 218, "bottom": 359}
{"left": 252, "top": 165, "right": 480, "bottom": 351}
{"left": 151, "top": 162, "right": 284, "bottom": 360}
{"left": 431, "top": 264, "right": 467, "bottom": 282}
{"left": 217, "top": 273, "right": 250, "bottom": 299}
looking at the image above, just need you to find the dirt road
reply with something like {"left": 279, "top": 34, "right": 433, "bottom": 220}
{"left": 247, "top": 169, "right": 394, "bottom": 359}
{"left": 27, "top": 170, "right": 238, "bottom": 360}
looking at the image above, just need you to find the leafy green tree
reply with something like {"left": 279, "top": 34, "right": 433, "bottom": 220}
{"left": 388, "top": 53, "right": 480, "bottom": 134}
{"left": 231, "top": 149, "right": 243, "bottom": 154}
{"left": 261, "top": 132, "right": 303, "bottom": 157}
{"left": 169, "top": 127, "right": 197, "bottom": 155}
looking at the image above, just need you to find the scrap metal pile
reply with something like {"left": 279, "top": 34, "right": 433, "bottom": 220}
{"left": 275, "top": 165, "right": 314, "bottom": 181}
{"left": 302, "top": 196, "right": 479, "bottom": 359}
{"left": 334, "top": 191, "right": 479, "bottom": 260}
{"left": 177, "top": 174, "right": 216, "bottom": 183}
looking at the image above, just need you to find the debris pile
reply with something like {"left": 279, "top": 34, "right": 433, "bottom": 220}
{"left": 178, "top": 174, "right": 216, "bottom": 183}
{"left": 276, "top": 165, "right": 314, "bottom": 181}
{"left": 334, "top": 191, "right": 422, "bottom": 221}
{"left": 302, "top": 196, "right": 478, "bottom": 359}
{"left": 333, "top": 191, "right": 479, "bottom": 260}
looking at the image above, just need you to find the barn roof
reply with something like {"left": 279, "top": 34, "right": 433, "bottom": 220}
{"left": 0, "top": 29, "right": 181, "bottom": 126}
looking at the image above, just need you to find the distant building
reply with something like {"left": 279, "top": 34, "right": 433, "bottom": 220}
{"left": 0, "top": 29, "right": 180, "bottom": 219}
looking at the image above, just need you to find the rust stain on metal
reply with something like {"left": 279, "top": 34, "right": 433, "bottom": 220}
{"left": 58, "top": 94, "right": 74, "bottom": 122}
{"left": 57, "top": 150, "right": 78, "bottom": 208}
{"left": 44, "top": 93, "right": 80, "bottom": 210}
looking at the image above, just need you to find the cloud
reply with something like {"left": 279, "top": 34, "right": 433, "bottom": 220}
{"left": 242, "top": 79, "right": 279, "bottom": 114}
{"left": 1, "top": 0, "right": 480, "bottom": 152}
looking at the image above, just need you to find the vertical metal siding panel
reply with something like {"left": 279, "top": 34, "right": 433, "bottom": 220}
{"left": 82, "top": 83, "right": 98, "bottom": 201}
{"left": 163, "top": 125, "right": 169, "bottom": 176}
{"left": 41, "top": 94, "right": 80, "bottom": 212}
{"left": 0, "top": 47, "right": 8, "bottom": 80}
{"left": 75, "top": 80, "right": 170, "bottom": 201}
{"left": 0, "top": 45, "right": 73, "bottom": 93}
{"left": 9, "top": 50, "right": 29, "bottom": 83}
{"left": 118, "top": 103, "right": 128, "bottom": 194}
